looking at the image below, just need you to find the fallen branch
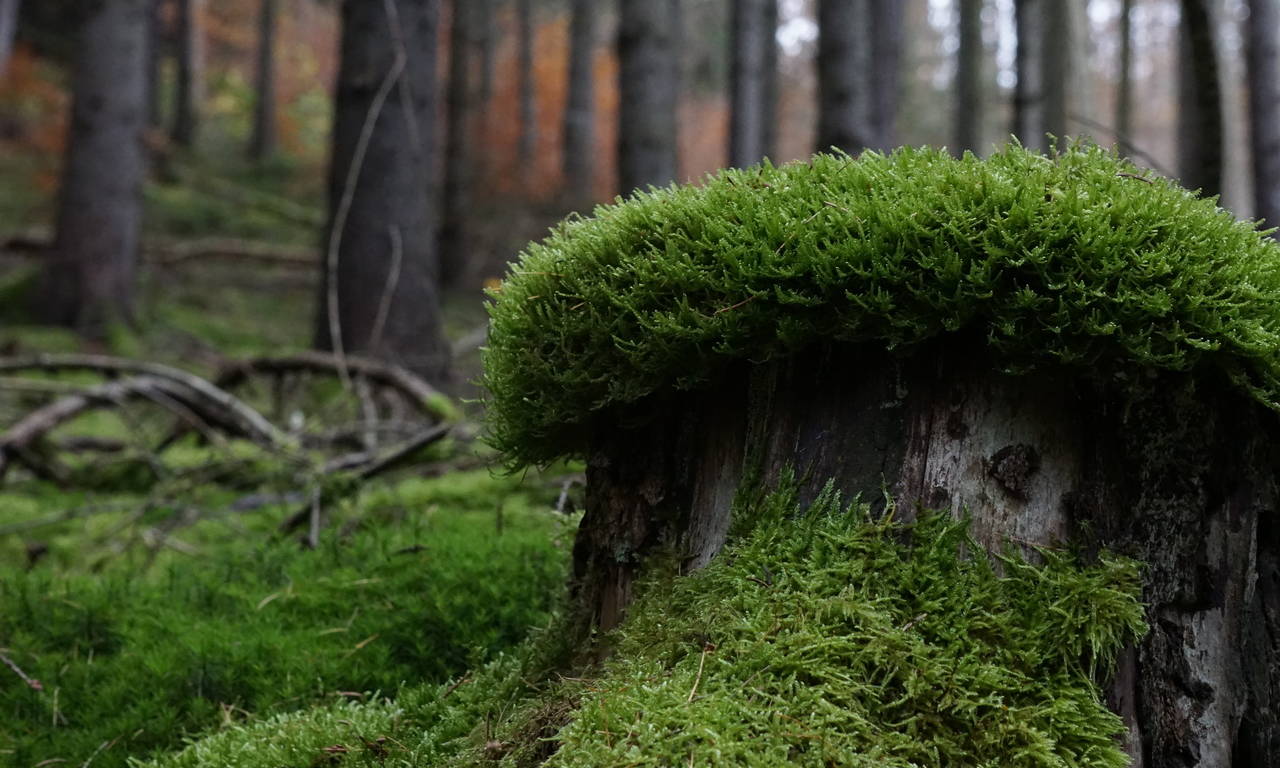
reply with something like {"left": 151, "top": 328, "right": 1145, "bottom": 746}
{"left": 0, "top": 649, "right": 42, "bottom": 691}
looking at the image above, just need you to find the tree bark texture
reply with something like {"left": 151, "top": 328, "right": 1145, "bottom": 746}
{"left": 1012, "top": 0, "right": 1045, "bottom": 151}
{"left": 171, "top": 0, "right": 202, "bottom": 147}
{"left": 817, "top": 0, "right": 872, "bottom": 154}
{"left": 315, "top": 0, "right": 449, "bottom": 384}
{"left": 516, "top": 0, "right": 536, "bottom": 186}
{"left": 1178, "top": 0, "right": 1223, "bottom": 198}
{"left": 439, "top": 0, "right": 473, "bottom": 288}
{"left": 248, "top": 0, "right": 278, "bottom": 162}
{"left": 1247, "top": 0, "right": 1280, "bottom": 232}
{"left": 572, "top": 341, "right": 1280, "bottom": 765}
{"left": 729, "top": 0, "right": 768, "bottom": 169}
{"left": 36, "top": 0, "right": 149, "bottom": 334}
{"left": 562, "top": 0, "right": 597, "bottom": 204}
{"left": 617, "top": 0, "right": 679, "bottom": 194}
{"left": 0, "top": 0, "right": 20, "bottom": 77}
{"left": 1042, "top": 0, "right": 1071, "bottom": 141}
{"left": 867, "top": 0, "right": 902, "bottom": 151}
{"left": 953, "top": 0, "right": 982, "bottom": 154}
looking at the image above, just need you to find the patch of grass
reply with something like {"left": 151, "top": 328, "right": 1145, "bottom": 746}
{"left": 0, "top": 468, "right": 575, "bottom": 768}
{"left": 484, "top": 142, "right": 1280, "bottom": 466}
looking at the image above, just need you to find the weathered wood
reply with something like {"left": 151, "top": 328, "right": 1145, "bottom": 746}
{"left": 573, "top": 341, "right": 1280, "bottom": 765}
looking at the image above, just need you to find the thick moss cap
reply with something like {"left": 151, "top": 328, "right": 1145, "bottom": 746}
{"left": 484, "top": 144, "right": 1280, "bottom": 466}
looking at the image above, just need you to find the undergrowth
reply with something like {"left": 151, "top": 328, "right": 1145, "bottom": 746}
{"left": 485, "top": 142, "right": 1280, "bottom": 465}
{"left": 138, "top": 485, "right": 1147, "bottom": 768}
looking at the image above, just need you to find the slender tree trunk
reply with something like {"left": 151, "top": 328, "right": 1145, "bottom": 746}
{"left": 248, "top": 0, "right": 278, "bottom": 162}
{"left": 1043, "top": 0, "right": 1071, "bottom": 141}
{"left": 1247, "top": 0, "right": 1280, "bottom": 231}
{"left": 36, "top": 0, "right": 149, "bottom": 335}
{"left": 730, "top": 0, "right": 768, "bottom": 168}
{"left": 439, "top": 0, "right": 473, "bottom": 287}
{"left": 315, "top": 0, "right": 449, "bottom": 383}
{"left": 146, "top": 0, "right": 164, "bottom": 129}
{"left": 1115, "top": 0, "right": 1134, "bottom": 153}
{"left": 1178, "top": 0, "right": 1223, "bottom": 197}
{"left": 954, "top": 0, "right": 983, "bottom": 154}
{"left": 0, "top": 0, "right": 20, "bottom": 77}
{"left": 562, "top": 0, "right": 597, "bottom": 203}
{"left": 617, "top": 0, "right": 679, "bottom": 194}
{"left": 1013, "top": 0, "right": 1044, "bottom": 151}
{"left": 817, "top": 0, "right": 872, "bottom": 154}
{"left": 868, "top": 0, "right": 902, "bottom": 151}
{"left": 516, "top": 0, "right": 536, "bottom": 187}
{"left": 573, "top": 341, "right": 1280, "bottom": 765}
{"left": 171, "top": 0, "right": 202, "bottom": 147}
{"left": 761, "top": 0, "right": 779, "bottom": 159}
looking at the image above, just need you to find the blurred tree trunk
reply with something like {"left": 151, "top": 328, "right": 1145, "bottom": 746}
{"left": 868, "top": 0, "right": 902, "bottom": 150}
{"left": 248, "top": 0, "right": 278, "bottom": 162}
{"left": 315, "top": 0, "right": 449, "bottom": 383}
{"left": 36, "top": 0, "right": 149, "bottom": 334}
{"left": 171, "top": 0, "right": 202, "bottom": 147}
{"left": 439, "top": 0, "right": 474, "bottom": 288}
{"left": 1042, "top": 0, "right": 1071, "bottom": 141}
{"left": 1178, "top": 0, "right": 1222, "bottom": 197}
{"left": 0, "top": 0, "right": 19, "bottom": 77}
{"left": 1115, "top": 0, "right": 1133, "bottom": 154}
{"left": 761, "top": 0, "right": 779, "bottom": 159}
{"left": 1012, "top": 0, "right": 1044, "bottom": 151}
{"left": 146, "top": 0, "right": 164, "bottom": 129}
{"left": 478, "top": 0, "right": 495, "bottom": 115}
{"left": 617, "top": 0, "right": 679, "bottom": 194}
{"left": 817, "top": 0, "right": 872, "bottom": 154}
{"left": 953, "top": 0, "right": 982, "bottom": 154}
{"left": 562, "top": 0, "right": 597, "bottom": 203}
{"left": 516, "top": 0, "right": 536, "bottom": 186}
{"left": 1247, "top": 0, "right": 1280, "bottom": 232}
{"left": 729, "top": 0, "right": 768, "bottom": 168}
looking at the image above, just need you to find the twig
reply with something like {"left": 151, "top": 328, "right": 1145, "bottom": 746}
{"left": 1064, "top": 112, "right": 1172, "bottom": 176}
{"left": 0, "top": 649, "right": 42, "bottom": 691}
{"left": 368, "top": 225, "right": 404, "bottom": 356}
{"left": 686, "top": 643, "right": 712, "bottom": 703}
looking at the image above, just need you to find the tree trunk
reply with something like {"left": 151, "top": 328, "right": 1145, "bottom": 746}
{"left": 1115, "top": 0, "right": 1134, "bottom": 154}
{"left": 954, "top": 0, "right": 982, "bottom": 154}
{"left": 816, "top": 0, "right": 872, "bottom": 155}
{"left": 477, "top": 0, "right": 495, "bottom": 115}
{"left": 516, "top": 0, "right": 536, "bottom": 187}
{"left": 562, "top": 0, "right": 597, "bottom": 204}
{"left": 617, "top": 0, "right": 679, "bottom": 194}
{"left": 1247, "top": 0, "right": 1280, "bottom": 232}
{"left": 438, "top": 0, "right": 473, "bottom": 288}
{"left": 146, "top": 0, "right": 164, "bottom": 130}
{"left": 35, "top": 0, "right": 149, "bottom": 334}
{"left": 572, "top": 340, "right": 1280, "bottom": 765}
{"left": 248, "top": 0, "right": 278, "bottom": 162}
{"left": 315, "top": 0, "right": 449, "bottom": 384}
{"left": 1178, "top": 0, "right": 1223, "bottom": 197}
{"left": 729, "top": 0, "right": 768, "bottom": 168}
{"left": 1012, "top": 0, "right": 1044, "bottom": 151}
{"left": 1043, "top": 0, "right": 1071, "bottom": 141}
{"left": 867, "top": 0, "right": 902, "bottom": 151}
{"left": 171, "top": 0, "right": 202, "bottom": 147}
{"left": 0, "top": 0, "right": 20, "bottom": 77}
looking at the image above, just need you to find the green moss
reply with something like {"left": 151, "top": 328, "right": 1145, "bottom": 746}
{"left": 484, "top": 143, "right": 1280, "bottom": 466}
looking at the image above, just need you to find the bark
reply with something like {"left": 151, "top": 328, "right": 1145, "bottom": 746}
{"left": 439, "top": 0, "right": 473, "bottom": 287}
{"left": 171, "top": 0, "right": 202, "bottom": 147}
{"left": 573, "top": 340, "right": 1280, "bottom": 765}
{"left": 817, "top": 0, "right": 872, "bottom": 154}
{"left": 562, "top": 0, "right": 597, "bottom": 203}
{"left": 1178, "top": 0, "right": 1223, "bottom": 197}
{"left": 1043, "top": 0, "right": 1071, "bottom": 141}
{"left": 1013, "top": 0, "right": 1044, "bottom": 150}
{"left": 867, "top": 0, "right": 902, "bottom": 151}
{"left": 1247, "top": 0, "right": 1280, "bottom": 232}
{"left": 617, "top": 0, "right": 679, "bottom": 194}
{"left": 516, "top": 0, "right": 536, "bottom": 186}
{"left": 315, "top": 0, "right": 449, "bottom": 383}
{"left": 954, "top": 0, "right": 983, "bottom": 154}
{"left": 729, "top": 0, "right": 768, "bottom": 168}
{"left": 1116, "top": 0, "right": 1134, "bottom": 154}
{"left": 248, "top": 0, "right": 278, "bottom": 162}
{"left": 0, "top": 0, "right": 20, "bottom": 77}
{"left": 35, "top": 0, "right": 149, "bottom": 334}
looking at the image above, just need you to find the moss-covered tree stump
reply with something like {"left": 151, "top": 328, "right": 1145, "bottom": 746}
{"left": 484, "top": 146, "right": 1280, "bottom": 766}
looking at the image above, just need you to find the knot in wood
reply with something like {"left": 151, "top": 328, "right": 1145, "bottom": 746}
{"left": 987, "top": 443, "right": 1041, "bottom": 500}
